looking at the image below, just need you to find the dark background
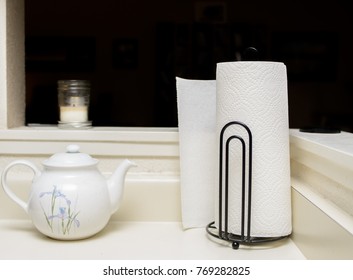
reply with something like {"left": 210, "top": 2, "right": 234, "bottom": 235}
{"left": 25, "top": 0, "right": 353, "bottom": 131}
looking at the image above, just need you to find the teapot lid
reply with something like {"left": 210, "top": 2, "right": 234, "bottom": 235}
{"left": 43, "top": 145, "right": 98, "bottom": 167}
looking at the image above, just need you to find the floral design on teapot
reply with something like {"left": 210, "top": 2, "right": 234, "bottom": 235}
{"left": 39, "top": 185, "right": 80, "bottom": 235}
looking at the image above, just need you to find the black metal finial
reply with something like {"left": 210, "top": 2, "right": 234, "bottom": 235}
{"left": 242, "top": 47, "right": 259, "bottom": 61}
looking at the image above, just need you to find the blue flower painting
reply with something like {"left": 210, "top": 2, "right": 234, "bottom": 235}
{"left": 39, "top": 185, "right": 80, "bottom": 235}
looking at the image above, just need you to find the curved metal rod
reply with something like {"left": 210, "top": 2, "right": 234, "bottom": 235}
{"left": 225, "top": 135, "right": 246, "bottom": 238}
{"left": 218, "top": 121, "right": 253, "bottom": 241}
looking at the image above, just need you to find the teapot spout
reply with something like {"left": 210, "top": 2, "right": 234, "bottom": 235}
{"left": 107, "top": 159, "right": 136, "bottom": 214}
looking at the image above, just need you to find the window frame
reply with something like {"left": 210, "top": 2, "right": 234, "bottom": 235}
{"left": 0, "top": 0, "right": 178, "bottom": 159}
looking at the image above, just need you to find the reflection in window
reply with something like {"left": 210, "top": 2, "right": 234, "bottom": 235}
{"left": 25, "top": 0, "right": 353, "bottom": 132}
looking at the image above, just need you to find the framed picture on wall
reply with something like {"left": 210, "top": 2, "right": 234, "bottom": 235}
{"left": 25, "top": 36, "right": 96, "bottom": 72}
{"left": 194, "top": 2, "right": 227, "bottom": 24}
{"left": 112, "top": 38, "right": 138, "bottom": 69}
{"left": 272, "top": 31, "right": 338, "bottom": 81}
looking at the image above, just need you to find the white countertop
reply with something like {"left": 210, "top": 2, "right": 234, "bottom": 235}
{"left": 0, "top": 220, "right": 305, "bottom": 260}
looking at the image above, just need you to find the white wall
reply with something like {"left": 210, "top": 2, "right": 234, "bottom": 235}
{"left": 0, "top": 0, "right": 25, "bottom": 129}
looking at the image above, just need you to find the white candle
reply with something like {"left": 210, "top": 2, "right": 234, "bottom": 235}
{"left": 60, "top": 106, "right": 88, "bottom": 122}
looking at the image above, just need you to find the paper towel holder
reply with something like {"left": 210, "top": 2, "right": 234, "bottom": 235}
{"left": 206, "top": 121, "right": 289, "bottom": 249}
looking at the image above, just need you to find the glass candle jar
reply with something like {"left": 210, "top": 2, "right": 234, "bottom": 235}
{"left": 58, "top": 80, "right": 92, "bottom": 129}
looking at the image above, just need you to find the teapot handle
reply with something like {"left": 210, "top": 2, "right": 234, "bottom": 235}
{"left": 1, "top": 160, "right": 41, "bottom": 212}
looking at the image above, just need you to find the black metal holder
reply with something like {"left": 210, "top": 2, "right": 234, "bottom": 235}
{"left": 206, "top": 121, "right": 289, "bottom": 250}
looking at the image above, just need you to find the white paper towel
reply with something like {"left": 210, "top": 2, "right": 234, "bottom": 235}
{"left": 176, "top": 77, "right": 216, "bottom": 229}
{"left": 215, "top": 61, "right": 292, "bottom": 237}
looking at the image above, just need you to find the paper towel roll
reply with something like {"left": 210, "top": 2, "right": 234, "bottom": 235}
{"left": 215, "top": 61, "right": 292, "bottom": 237}
{"left": 176, "top": 77, "right": 217, "bottom": 229}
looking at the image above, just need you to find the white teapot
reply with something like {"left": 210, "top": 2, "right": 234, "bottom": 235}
{"left": 1, "top": 145, "right": 136, "bottom": 240}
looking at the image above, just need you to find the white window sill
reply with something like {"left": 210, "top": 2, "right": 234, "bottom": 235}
{"left": 0, "top": 126, "right": 179, "bottom": 157}
{"left": 290, "top": 129, "right": 353, "bottom": 201}
{"left": 2, "top": 127, "right": 353, "bottom": 206}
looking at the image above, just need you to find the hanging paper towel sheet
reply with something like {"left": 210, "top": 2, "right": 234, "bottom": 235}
{"left": 215, "top": 61, "right": 292, "bottom": 237}
{"left": 176, "top": 77, "right": 217, "bottom": 229}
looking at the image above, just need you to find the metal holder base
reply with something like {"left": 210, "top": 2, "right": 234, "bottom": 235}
{"left": 206, "top": 121, "right": 289, "bottom": 250}
{"left": 206, "top": 222, "right": 289, "bottom": 250}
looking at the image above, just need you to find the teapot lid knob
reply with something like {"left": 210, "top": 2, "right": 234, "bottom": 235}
{"left": 66, "top": 144, "right": 80, "bottom": 153}
{"left": 43, "top": 144, "right": 98, "bottom": 167}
